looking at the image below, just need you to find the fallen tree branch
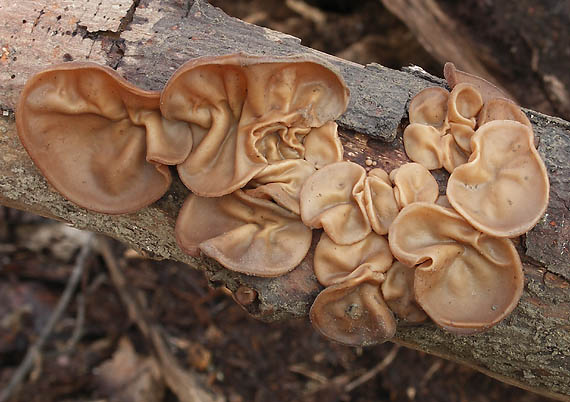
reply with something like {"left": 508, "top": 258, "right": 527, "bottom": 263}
{"left": 0, "top": 0, "right": 569, "bottom": 399}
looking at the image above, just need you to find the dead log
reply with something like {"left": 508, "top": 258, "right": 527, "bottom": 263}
{"left": 0, "top": 0, "right": 569, "bottom": 399}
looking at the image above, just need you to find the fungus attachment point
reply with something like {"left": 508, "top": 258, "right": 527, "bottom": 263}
{"left": 300, "top": 161, "right": 370, "bottom": 245}
{"left": 381, "top": 261, "right": 427, "bottom": 323}
{"left": 310, "top": 269, "right": 396, "bottom": 347}
{"left": 246, "top": 159, "right": 316, "bottom": 215}
{"left": 16, "top": 62, "right": 174, "bottom": 214}
{"left": 161, "top": 54, "right": 349, "bottom": 197}
{"left": 363, "top": 168, "right": 399, "bottom": 235}
{"left": 447, "top": 120, "right": 549, "bottom": 237}
{"left": 175, "top": 190, "right": 312, "bottom": 277}
{"left": 389, "top": 203, "right": 524, "bottom": 333}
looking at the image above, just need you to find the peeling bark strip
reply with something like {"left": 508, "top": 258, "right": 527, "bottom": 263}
{"left": 0, "top": 0, "right": 569, "bottom": 399}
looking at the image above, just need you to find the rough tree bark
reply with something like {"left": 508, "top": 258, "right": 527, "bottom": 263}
{"left": 0, "top": 0, "right": 569, "bottom": 400}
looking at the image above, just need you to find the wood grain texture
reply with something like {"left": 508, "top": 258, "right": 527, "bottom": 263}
{"left": 0, "top": 0, "right": 569, "bottom": 399}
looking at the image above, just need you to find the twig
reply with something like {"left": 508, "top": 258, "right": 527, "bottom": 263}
{"left": 344, "top": 344, "right": 400, "bottom": 393}
{"left": 0, "top": 233, "right": 95, "bottom": 402}
{"left": 97, "top": 237, "right": 224, "bottom": 402}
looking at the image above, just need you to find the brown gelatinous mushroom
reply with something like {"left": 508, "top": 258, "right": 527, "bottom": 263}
{"left": 302, "top": 121, "right": 344, "bottom": 169}
{"left": 309, "top": 268, "right": 396, "bottom": 347}
{"left": 443, "top": 62, "right": 512, "bottom": 103}
{"left": 449, "top": 122, "right": 475, "bottom": 153}
{"left": 389, "top": 203, "right": 524, "bottom": 333}
{"left": 402, "top": 124, "right": 445, "bottom": 170}
{"left": 363, "top": 168, "right": 400, "bottom": 235}
{"left": 381, "top": 261, "right": 427, "bottom": 323}
{"left": 160, "top": 54, "right": 349, "bottom": 197}
{"left": 446, "top": 83, "right": 483, "bottom": 129}
{"left": 16, "top": 62, "right": 184, "bottom": 214}
{"left": 300, "top": 161, "right": 370, "bottom": 245}
{"left": 175, "top": 190, "right": 312, "bottom": 277}
{"left": 389, "top": 163, "right": 439, "bottom": 209}
{"left": 477, "top": 98, "right": 532, "bottom": 130}
{"left": 408, "top": 86, "right": 449, "bottom": 131}
{"left": 245, "top": 159, "right": 316, "bottom": 215}
{"left": 440, "top": 133, "right": 469, "bottom": 172}
{"left": 447, "top": 120, "right": 549, "bottom": 237}
{"left": 313, "top": 232, "right": 393, "bottom": 287}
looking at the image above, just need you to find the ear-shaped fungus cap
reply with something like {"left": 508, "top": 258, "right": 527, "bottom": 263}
{"left": 389, "top": 203, "right": 524, "bottom": 333}
{"left": 446, "top": 83, "right": 483, "bottom": 129}
{"left": 477, "top": 98, "right": 532, "bottom": 129}
{"left": 310, "top": 268, "right": 396, "bottom": 346}
{"left": 16, "top": 62, "right": 183, "bottom": 214}
{"left": 408, "top": 87, "right": 449, "bottom": 130}
{"left": 443, "top": 62, "right": 511, "bottom": 104}
{"left": 363, "top": 168, "right": 400, "bottom": 235}
{"left": 300, "top": 161, "right": 370, "bottom": 245}
{"left": 389, "top": 163, "right": 439, "bottom": 209}
{"left": 403, "top": 125, "right": 468, "bottom": 173}
{"left": 175, "top": 190, "right": 312, "bottom": 277}
{"left": 245, "top": 159, "right": 316, "bottom": 215}
{"left": 381, "top": 261, "right": 427, "bottom": 323}
{"left": 161, "top": 54, "right": 349, "bottom": 197}
{"left": 314, "top": 232, "right": 393, "bottom": 287}
{"left": 447, "top": 120, "right": 549, "bottom": 237}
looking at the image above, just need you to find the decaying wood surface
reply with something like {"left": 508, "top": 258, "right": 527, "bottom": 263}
{"left": 0, "top": 0, "right": 569, "bottom": 399}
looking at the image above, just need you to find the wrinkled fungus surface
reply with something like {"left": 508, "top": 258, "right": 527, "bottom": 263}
{"left": 16, "top": 62, "right": 176, "bottom": 214}
{"left": 389, "top": 203, "right": 524, "bottom": 333}
{"left": 160, "top": 54, "right": 349, "bottom": 197}
{"left": 447, "top": 120, "right": 549, "bottom": 237}
{"left": 175, "top": 190, "right": 312, "bottom": 277}
{"left": 310, "top": 268, "right": 396, "bottom": 347}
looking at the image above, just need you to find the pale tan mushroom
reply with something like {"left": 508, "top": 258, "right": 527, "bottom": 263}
{"left": 446, "top": 83, "right": 484, "bottom": 129}
{"left": 477, "top": 98, "right": 532, "bottom": 130}
{"left": 309, "top": 268, "right": 396, "bottom": 346}
{"left": 363, "top": 168, "right": 400, "bottom": 235}
{"left": 443, "top": 62, "right": 512, "bottom": 103}
{"left": 302, "top": 121, "right": 344, "bottom": 169}
{"left": 389, "top": 203, "right": 524, "bottom": 333}
{"left": 381, "top": 261, "right": 427, "bottom": 323}
{"left": 403, "top": 124, "right": 445, "bottom": 170}
{"left": 16, "top": 62, "right": 183, "bottom": 214}
{"left": 389, "top": 163, "right": 439, "bottom": 209}
{"left": 449, "top": 122, "right": 475, "bottom": 153}
{"left": 313, "top": 232, "right": 393, "bottom": 287}
{"left": 300, "top": 161, "right": 370, "bottom": 245}
{"left": 175, "top": 190, "right": 312, "bottom": 277}
{"left": 447, "top": 120, "right": 549, "bottom": 237}
{"left": 408, "top": 86, "right": 450, "bottom": 131}
{"left": 245, "top": 159, "right": 316, "bottom": 215}
{"left": 160, "top": 54, "right": 349, "bottom": 197}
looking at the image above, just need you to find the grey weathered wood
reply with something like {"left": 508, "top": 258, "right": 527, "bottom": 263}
{"left": 0, "top": 0, "right": 569, "bottom": 399}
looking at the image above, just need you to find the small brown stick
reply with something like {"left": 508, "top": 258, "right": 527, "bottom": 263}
{"left": 0, "top": 233, "right": 95, "bottom": 402}
{"left": 344, "top": 344, "right": 400, "bottom": 393}
{"left": 97, "top": 237, "right": 224, "bottom": 402}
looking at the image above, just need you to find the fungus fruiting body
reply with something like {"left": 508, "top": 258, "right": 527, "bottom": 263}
{"left": 160, "top": 54, "right": 349, "bottom": 198}
{"left": 17, "top": 56, "right": 551, "bottom": 348}
{"left": 16, "top": 62, "right": 178, "bottom": 214}
{"left": 447, "top": 120, "right": 549, "bottom": 237}
{"left": 175, "top": 190, "right": 312, "bottom": 277}
{"left": 310, "top": 232, "right": 396, "bottom": 346}
{"left": 389, "top": 203, "right": 524, "bottom": 333}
